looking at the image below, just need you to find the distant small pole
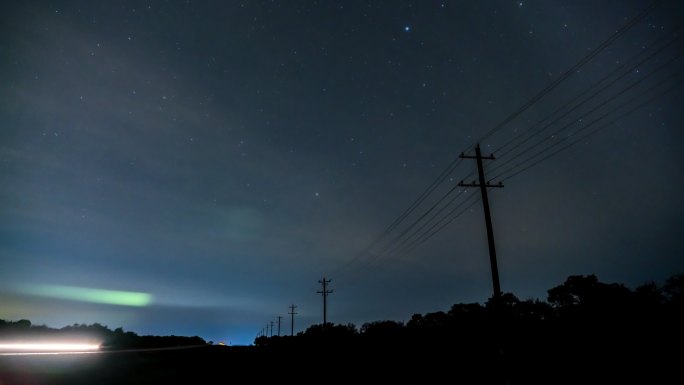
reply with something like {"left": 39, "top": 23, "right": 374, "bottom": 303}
{"left": 317, "top": 277, "right": 333, "bottom": 328}
{"left": 269, "top": 321, "right": 274, "bottom": 337}
{"left": 288, "top": 304, "right": 298, "bottom": 336}
{"left": 276, "top": 316, "right": 283, "bottom": 336}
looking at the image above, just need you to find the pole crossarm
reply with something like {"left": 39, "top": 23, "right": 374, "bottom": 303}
{"left": 458, "top": 181, "right": 504, "bottom": 188}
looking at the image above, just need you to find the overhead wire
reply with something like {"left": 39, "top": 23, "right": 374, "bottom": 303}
{"left": 495, "top": 72, "right": 684, "bottom": 182}
{"left": 334, "top": 173, "right": 470, "bottom": 282}
{"left": 488, "top": 51, "right": 684, "bottom": 180}
{"left": 491, "top": 25, "right": 683, "bottom": 158}
{"left": 328, "top": 156, "right": 464, "bottom": 279}
{"left": 358, "top": 187, "right": 474, "bottom": 273}
{"left": 327, "top": 0, "right": 665, "bottom": 286}
{"left": 386, "top": 54, "right": 684, "bottom": 271}
{"left": 473, "top": 0, "right": 663, "bottom": 146}
{"left": 395, "top": 190, "right": 483, "bottom": 257}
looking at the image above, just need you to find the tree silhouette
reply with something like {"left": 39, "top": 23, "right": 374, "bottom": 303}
{"left": 547, "top": 274, "right": 633, "bottom": 319}
{"left": 663, "top": 273, "right": 684, "bottom": 306}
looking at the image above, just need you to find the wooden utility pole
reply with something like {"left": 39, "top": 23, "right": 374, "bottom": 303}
{"left": 269, "top": 321, "right": 273, "bottom": 337}
{"left": 459, "top": 144, "right": 504, "bottom": 297}
{"left": 288, "top": 304, "right": 298, "bottom": 336}
{"left": 317, "top": 277, "right": 333, "bottom": 327}
{"left": 276, "top": 316, "right": 283, "bottom": 336}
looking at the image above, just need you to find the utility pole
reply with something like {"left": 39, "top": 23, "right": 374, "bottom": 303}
{"left": 269, "top": 321, "right": 274, "bottom": 337}
{"left": 276, "top": 316, "right": 283, "bottom": 336}
{"left": 288, "top": 304, "right": 298, "bottom": 336}
{"left": 459, "top": 144, "right": 504, "bottom": 297}
{"left": 317, "top": 277, "right": 333, "bottom": 327}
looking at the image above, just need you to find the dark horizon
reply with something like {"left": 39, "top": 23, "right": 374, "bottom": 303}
{"left": 2, "top": 272, "right": 682, "bottom": 384}
{"left": 2, "top": 272, "right": 682, "bottom": 343}
{"left": 1, "top": 0, "right": 683, "bottom": 345}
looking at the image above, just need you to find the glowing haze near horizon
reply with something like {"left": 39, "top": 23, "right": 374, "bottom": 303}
{"left": 1, "top": 1, "right": 683, "bottom": 345}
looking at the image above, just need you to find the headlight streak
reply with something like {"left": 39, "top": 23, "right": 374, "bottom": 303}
{"left": 0, "top": 342, "right": 101, "bottom": 355}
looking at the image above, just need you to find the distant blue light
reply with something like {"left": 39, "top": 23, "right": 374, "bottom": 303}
{"left": 404, "top": 26, "right": 410, "bottom": 32}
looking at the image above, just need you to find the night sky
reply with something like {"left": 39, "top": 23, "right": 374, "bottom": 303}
{"left": 1, "top": 0, "right": 683, "bottom": 345}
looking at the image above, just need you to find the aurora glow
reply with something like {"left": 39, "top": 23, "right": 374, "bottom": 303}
{"left": 21, "top": 285, "right": 152, "bottom": 307}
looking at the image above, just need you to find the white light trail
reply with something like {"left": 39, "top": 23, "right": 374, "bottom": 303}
{"left": 0, "top": 342, "right": 100, "bottom": 352}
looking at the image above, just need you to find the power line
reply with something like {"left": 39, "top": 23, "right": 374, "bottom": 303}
{"left": 335, "top": 58, "right": 675, "bottom": 288}
{"left": 328, "top": 0, "right": 663, "bottom": 284}
{"left": 492, "top": 28, "right": 683, "bottom": 159}
{"left": 489, "top": 59, "right": 684, "bottom": 181}
{"left": 330, "top": 157, "right": 464, "bottom": 278}
{"left": 498, "top": 76, "right": 684, "bottom": 182}
{"left": 474, "top": 0, "right": 663, "bottom": 146}
{"left": 401, "top": 193, "right": 483, "bottom": 256}
{"left": 343, "top": 50, "right": 676, "bottom": 275}
{"left": 391, "top": 47, "right": 671, "bottom": 264}
{"left": 486, "top": 33, "right": 684, "bottom": 179}
{"left": 346, "top": 189, "right": 481, "bottom": 279}
{"left": 338, "top": 177, "right": 471, "bottom": 281}
{"left": 383, "top": 187, "right": 470, "bottom": 256}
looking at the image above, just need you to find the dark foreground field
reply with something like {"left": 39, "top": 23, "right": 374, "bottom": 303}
{"left": 1, "top": 345, "right": 416, "bottom": 385}
{"left": 0, "top": 346, "right": 259, "bottom": 385}
{"left": 0, "top": 343, "right": 524, "bottom": 384}
{"left": 1, "top": 345, "right": 242, "bottom": 385}
{"left": 0, "top": 345, "right": 411, "bottom": 384}
{"left": 1, "top": 338, "right": 680, "bottom": 385}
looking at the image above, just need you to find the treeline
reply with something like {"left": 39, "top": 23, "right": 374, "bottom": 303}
{"left": 257, "top": 273, "right": 683, "bottom": 346}
{"left": 254, "top": 274, "right": 684, "bottom": 383}
{"left": 0, "top": 319, "right": 205, "bottom": 349}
